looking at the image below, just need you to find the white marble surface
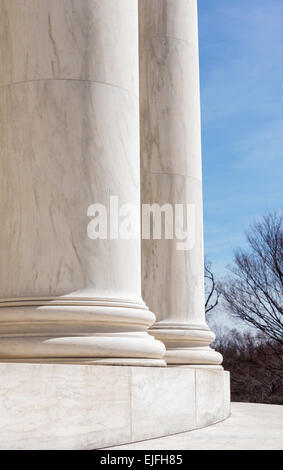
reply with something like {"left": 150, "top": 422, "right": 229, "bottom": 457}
{"left": 131, "top": 367, "right": 196, "bottom": 441}
{"left": 0, "top": 80, "right": 141, "bottom": 302}
{"left": 108, "top": 403, "right": 283, "bottom": 450}
{"left": 0, "top": 363, "right": 131, "bottom": 450}
{"left": 139, "top": 0, "right": 199, "bottom": 46}
{"left": 142, "top": 174, "right": 205, "bottom": 325}
{"left": 0, "top": 333, "right": 166, "bottom": 363}
{"left": 0, "top": 0, "right": 138, "bottom": 95}
{"left": 0, "top": 363, "right": 230, "bottom": 450}
{"left": 224, "top": 369, "right": 231, "bottom": 418}
{"left": 0, "top": 0, "right": 165, "bottom": 364}
{"left": 139, "top": 36, "right": 202, "bottom": 179}
{"left": 196, "top": 369, "right": 228, "bottom": 428}
{"left": 139, "top": 0, "right": 221, "bottom": 365}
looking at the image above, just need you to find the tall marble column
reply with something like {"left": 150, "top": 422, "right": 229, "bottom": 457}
{"left": 139, "top": 0, "right": 222, "bottom": 366}
{"left": 0, "top": 0, "right": 165, "bottom": 366}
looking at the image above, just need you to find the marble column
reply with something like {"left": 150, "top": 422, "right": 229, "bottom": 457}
{"left": 0, "top": 0, "right": 165, "bottom": 366}
{"left": 139, "top": 0, "right": 222, "bottom": 366}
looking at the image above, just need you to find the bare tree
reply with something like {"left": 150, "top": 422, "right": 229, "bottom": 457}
{"left": 221, "top": 212, "right": 283, "bottom": 344}
{"left": 214, "top": 329, "right": 283, "bottom": 404}
{"left": 205, "top": 259, "right": 221, "bottom": 315}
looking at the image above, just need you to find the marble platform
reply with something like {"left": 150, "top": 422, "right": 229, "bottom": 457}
{"left": 107, "top": 403, "right": 283, "bottom": 450}
{"left": 0, "top": 363, "right": 230, "bottom": 450}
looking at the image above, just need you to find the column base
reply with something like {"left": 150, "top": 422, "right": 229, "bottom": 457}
{"left": 0, "top": 357, "right": 166, "bottom": 367}
{"left": 149, "top": 323, "right": 223, "bottom": 366}
{"left": 0, "top": 301, "right": 166, "bottom": 366}
{"left": 165, "top": 347, "right": 223, "bottom": 366}
{"left": 0, "top": 333, "right": 166, "bottom": 367}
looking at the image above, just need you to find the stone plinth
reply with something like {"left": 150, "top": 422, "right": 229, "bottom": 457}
{"left": 0, "top": 363, "right": 230, "bottom": 450}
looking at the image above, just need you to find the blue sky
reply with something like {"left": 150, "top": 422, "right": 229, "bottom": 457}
{"left": 198, "top": 0, "right": 283, "bottom": 277}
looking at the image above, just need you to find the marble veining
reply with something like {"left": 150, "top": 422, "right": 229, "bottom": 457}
{"left": 139, "top": 0, "right": 222, "bottom": 365}
{"left": 139, "top": 0, "right": 199, "bottom": 46}
{"left": 0, "top": 0, "right": 139, "bottom": 95}
{"left": 0, "top": 80, "right": 140, "bottom": 300}
{"left": 0, "top": 364, "right": 230, "bottom": 449}
{"left": 0, "top": 0, "right": 166, "bottom": 365}
{"left": 139, "top": 36, "right": 202, "bottom": 179}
